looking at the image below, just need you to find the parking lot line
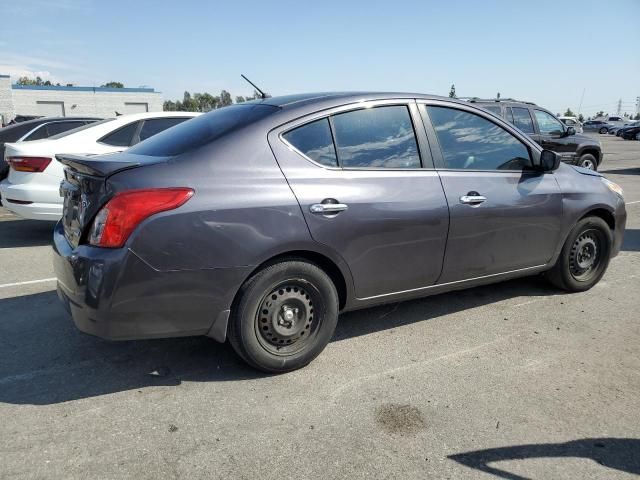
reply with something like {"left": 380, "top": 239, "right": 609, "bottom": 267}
{"left": 0, "top": 278, "right": 57, "bottom": 289}
{"left": 626, "top": 200, "right": 640, "bottom": 205}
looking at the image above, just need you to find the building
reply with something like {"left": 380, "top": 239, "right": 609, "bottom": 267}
{"left": 0, "top": 75, "right": 163, "bottom": 125}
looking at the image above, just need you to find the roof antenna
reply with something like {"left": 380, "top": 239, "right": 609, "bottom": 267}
{"left": 241, "top": 74, "right": 267, "bottom": 99}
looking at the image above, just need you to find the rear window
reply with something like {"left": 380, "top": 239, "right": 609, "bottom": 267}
{"left": 128, "top": 105, "right": 279, "bottom": 157}
{"left": 49, "top": 118, "right": 115, "bottom": 139}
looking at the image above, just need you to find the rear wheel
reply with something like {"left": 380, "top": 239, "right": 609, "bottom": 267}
{"left": 228, "top": 260, "right": 339, "bottom": 373}
{"left": 546, "top": 217, "right": 612, "bottom": 292}
{"left": 599, "top": 127, "right": 608, "bottom": 134}
{"left": 578, "top": 153, "right": 597, "bottom": 171}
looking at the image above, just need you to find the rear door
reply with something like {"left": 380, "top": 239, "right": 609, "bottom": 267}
{"left": 269, "top": 100, "right": 449, "bottom": 300}
{"left": 510, "top": 106, "right": 541, "bottom": 144}
{"left": 420, "top": 101, "right": 563, "bottom": 283}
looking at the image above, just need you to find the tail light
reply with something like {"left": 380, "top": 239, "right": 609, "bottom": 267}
{"left": 7, "top": 156, "right": 52, "bottom": 172}
{"left": 88, "top": 188, "right": 194, "bottom": 248}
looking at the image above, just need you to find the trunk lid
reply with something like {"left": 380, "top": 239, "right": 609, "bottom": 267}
{"left": 57, "top": 153, "right": 143, "bottom": 247}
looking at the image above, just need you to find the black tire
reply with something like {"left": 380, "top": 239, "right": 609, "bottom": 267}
{"left": 546, "top": 217, "right": 612, "bottom": 292}
{"left": 228, "top": 260, "right": 339, "bottom": 373}
{"left": 578, "top": 153, "right": 598, "bottom": 171}
{"left": 599, "top": 127, "right": 608, "bottom": 134}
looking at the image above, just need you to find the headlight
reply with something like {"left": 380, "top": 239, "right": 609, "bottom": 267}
{"left": 602, "top": 178, "right": 624, "bottom": 198}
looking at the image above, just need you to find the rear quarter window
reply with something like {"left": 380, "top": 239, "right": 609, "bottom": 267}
{"left": 128, "top": 105, "right": 279, "bottom": 157}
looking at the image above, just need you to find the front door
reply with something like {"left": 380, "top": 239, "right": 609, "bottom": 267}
{"left": 269, "top": 101, "right": 449, "bottom": 299}
{"left": 420, "top": 102, "right": 563, "bottom": 283}
{"left": 533, "top": 109, "right": 579, "bottom": 160}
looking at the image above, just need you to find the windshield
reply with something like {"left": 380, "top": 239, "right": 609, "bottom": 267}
{"left": 48, "top": 118, "right": 115, "bottom": 140}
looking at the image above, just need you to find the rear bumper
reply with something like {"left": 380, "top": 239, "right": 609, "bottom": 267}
{"left": 0, "top": 180, "right": 62, "bottom": 220}
{"left": 53, "top": 221, "right": 250, "bottom": 342}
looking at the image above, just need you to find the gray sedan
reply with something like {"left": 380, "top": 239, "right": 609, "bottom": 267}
{"left": 53, "top": 92, "right": 627, "bottom": 372}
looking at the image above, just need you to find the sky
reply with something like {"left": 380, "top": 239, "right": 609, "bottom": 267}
{"left": 0, "top": 0, "right": 638, "bottom": 117}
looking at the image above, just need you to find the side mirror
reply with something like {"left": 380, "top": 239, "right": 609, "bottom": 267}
{"left": 539, "top": 149, "right": 561, "bottom": 172}
{"left": 567, "top": 126, "right": 576, "bottom": 136}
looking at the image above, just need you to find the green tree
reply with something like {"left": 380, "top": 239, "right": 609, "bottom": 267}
{"left": 101, "top": 81, "right": 124, "bottom": 88}
{"left": 219, "top": 90, "right": 232, "bottom": 107}
{"left": 181, "top": 91, "right": 199, "bottom": 111}
{"left": 595, "top": 111, "right": 605, "bottom": 118}
{"left": 578, "top": 113, "right": 584, "bottom": 123}
{"left": 448, "top": 84, "right": 456, "bottom": 98}
{"left": 563, "top": 108, "right": 575, "bottom": 117}
{"left": 235, "top": 96, "right": 246, "bottom": 103}
{"left": 17, "top": 76, "right": 51, "bottom": 86}
{"left": 194, "top": 92, "right": 218, "bottom": 111}
{"left": 635, "top": 113, "right": 640, "bottom": 120}
{"left": 496, "top": 92, "right": 500, "bottom": 100}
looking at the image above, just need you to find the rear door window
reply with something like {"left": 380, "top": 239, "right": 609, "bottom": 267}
{"left": 137, "top": 117, "right": 191, "bottom": 143}
{"left": 331, "top": 105, "right": 421, "bottom": 168}
{"left": 511, "top": 107, "right": 535, "bottom": 134}
{"left": 99, "top": 121, "right": 141, "bottom": 147}
{"left": 480, "top": 105, "right": 502, "bottom": 117}
{"left": 283, "top": 118, "right": 338, "bottom": 167}
{"left": 426, "top": 106, "right": 531, "bottom": 171}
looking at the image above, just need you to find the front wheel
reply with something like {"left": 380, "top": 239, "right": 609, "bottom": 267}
{"left": 546, "top": 217, "right": 612, "bottom": 292}
{"left": 599, "top": 127, "right": 608, "bottom": 134}
{"left": 228, "top": 260, "right": 339, "bottom": 373}
{"left": 578, "top": 153, "right": 597, "bottom": 170}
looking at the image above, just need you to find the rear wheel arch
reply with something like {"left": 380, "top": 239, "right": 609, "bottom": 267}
{"left": 233, "top": 250, "right": 350, "bottom": 312}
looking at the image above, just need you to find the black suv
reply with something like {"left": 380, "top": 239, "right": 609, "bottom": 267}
{"left": 467, "top": 98, "right": 603, "bottom": 170}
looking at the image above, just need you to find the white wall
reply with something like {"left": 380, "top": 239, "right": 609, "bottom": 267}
{"left": 10, "top": 87, "right": 163, "bottom": 119}
{"left": 0, "top": 76, "right": 14, "bottom": 125}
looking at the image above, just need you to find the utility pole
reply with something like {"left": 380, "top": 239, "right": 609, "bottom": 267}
{"left": 636, "top": 96, "right": 640, "bottom": 116}
{"left": 617, "top": 98, "right": 622, "bottom": 116}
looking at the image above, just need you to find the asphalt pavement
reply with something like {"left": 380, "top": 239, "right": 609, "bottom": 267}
{"left": 1, "top": 134, "right": 639, "bottom": 479}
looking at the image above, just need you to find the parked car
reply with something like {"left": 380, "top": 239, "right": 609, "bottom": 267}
{"left": 605, "top": 116, "right": 626, "bottom": 128}
{"left": 558, "top": 116, "right": 583, "bottom": 133}
{"left": 583, "top": 120, "right": 613, "bottom": 134}
{"left": 0, "top": 117, "right": 101, "bottom": 181}
{"left": 52, "top": 92, "right": 626, "bottom": 373}
{"left": 0, "top": 112, "right": 200, "bottom": 220}
{"left": 621, "top": 124, "right": 640, "bottom": 140}
{"left": 469, "top": 99, "right": 603, "bottom": 170}
{"left": 616, "top": 121, "right": 640, "bottom": 137}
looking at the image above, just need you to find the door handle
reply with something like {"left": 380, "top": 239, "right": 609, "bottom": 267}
{"left": 460, "top": 194, "right": 487, "bottom": 205}
{"left": 310, "top": 202, "right": 348, "bottom": 215}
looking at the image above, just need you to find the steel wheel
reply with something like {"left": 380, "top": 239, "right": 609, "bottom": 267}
{"left": 569, "top": 229, "right": 603, "bottom": 282}
{"left": 254, "top": 280, "right": 320, "bottom": 355}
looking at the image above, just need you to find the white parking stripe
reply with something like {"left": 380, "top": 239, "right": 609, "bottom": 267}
{"left": 0, "top": 278, "right": 57, "bottom": 289}
{"left": 626, "top": 200, "right": 640, "bottom": 205}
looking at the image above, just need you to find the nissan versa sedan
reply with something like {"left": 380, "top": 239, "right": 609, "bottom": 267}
{"left": 53, "top": 92, "right": 627, "bottom": 373}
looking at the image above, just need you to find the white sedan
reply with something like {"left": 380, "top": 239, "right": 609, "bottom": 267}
{"left": 0, "top": 111, "right": 199, "bottom": 220}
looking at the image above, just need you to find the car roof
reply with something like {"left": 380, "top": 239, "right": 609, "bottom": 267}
{"left": 242, "top": 91, "right": 466, "bottom": 122}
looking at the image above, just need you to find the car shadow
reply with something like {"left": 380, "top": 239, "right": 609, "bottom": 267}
{"left": 622, "top": 228, "right": 640, "bottom": 252}
{"left": 600, "top": 167, "right": 640, "bottom": 176}
{"left": 448, "top": 438, "right": 640, "bottom": 479}
{"left": 0, "top": 215, "right": 56, "bottom": 248}
{"left": 0, "top": 275, "right": 559, "bottom": 405}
